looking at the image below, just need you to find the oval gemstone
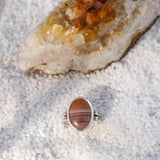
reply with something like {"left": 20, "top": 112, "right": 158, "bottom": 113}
{"left": 69, "top": 98, "right": 92, "bottom": 130}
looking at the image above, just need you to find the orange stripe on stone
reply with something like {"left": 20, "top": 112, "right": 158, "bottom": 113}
{"left": 69, "top": 98, "right": 92, "bottom": 130}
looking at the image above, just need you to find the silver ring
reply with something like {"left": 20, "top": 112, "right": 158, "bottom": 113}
{"left": 64, "top": 96, "right": 102, "bottom": 131}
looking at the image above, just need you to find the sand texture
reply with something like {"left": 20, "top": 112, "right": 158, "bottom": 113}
{"left": 0, "top": 0, "right": 160, "bottom": 160}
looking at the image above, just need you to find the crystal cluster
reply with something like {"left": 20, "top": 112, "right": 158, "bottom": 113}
{"left": 37, "top": 0, "right": 126, "bottom": 53}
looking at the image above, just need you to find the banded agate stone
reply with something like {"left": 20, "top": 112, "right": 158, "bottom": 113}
{"left": 68, "top": 98, "right": 92, "bottom": 130}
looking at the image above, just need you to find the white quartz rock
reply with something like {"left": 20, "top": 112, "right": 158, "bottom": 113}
{"left": 18, "top": 0, "right": 160, "bottom": 74}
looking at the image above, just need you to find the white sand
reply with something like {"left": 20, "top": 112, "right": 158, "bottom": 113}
{"left": 0, "top": 0, "right": 160, "bottom": 160}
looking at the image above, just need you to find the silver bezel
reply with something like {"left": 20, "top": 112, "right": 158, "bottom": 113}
{"left": 67, "top": 96, "right": 94, "bottom": 131}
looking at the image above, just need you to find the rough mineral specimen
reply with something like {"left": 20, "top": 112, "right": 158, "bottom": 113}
{"left": 18, "top": 0, "right": 160, "bottom": 74}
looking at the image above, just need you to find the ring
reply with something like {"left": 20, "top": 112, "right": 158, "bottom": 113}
{"left": 64, "top": 97, "right": 102, "bottom": 131}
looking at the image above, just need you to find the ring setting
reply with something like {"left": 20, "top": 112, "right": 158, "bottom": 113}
{"left": 64, "top": 97, "right": 102, "bottom": 131}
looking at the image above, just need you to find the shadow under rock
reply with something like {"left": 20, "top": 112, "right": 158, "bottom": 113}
{"left": 86, "top": 85, "right": 117, "bottom": 120}
{"left": 0, "top": 0, "right": 5, "bottom": 19}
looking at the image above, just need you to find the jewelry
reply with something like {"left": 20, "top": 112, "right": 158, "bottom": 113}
{"left": 64, "top": 97, "right": 102, "bottom": 131}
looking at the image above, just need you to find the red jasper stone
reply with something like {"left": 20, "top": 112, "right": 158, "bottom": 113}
{"left": 69, "top": 98, "right": 92, "bottom": 130}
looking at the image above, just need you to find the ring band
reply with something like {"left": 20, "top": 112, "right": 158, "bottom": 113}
{"left": 64, "top": 97, "right": 102, "bottom": 131}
